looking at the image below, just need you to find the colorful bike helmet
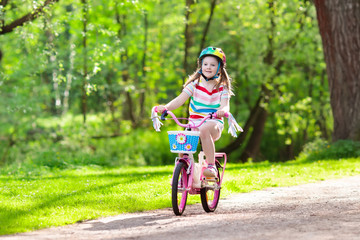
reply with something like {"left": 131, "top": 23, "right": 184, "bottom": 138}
{"left": 198, "top": 46, "right": 226, "bottom": 81}
{"left": 199, "top": 46, "right": 226, "bottom": 66}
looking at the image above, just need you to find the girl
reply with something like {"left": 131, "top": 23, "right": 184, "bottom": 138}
{"left": 156, "top": 46, "right": 233, "bottom": 177}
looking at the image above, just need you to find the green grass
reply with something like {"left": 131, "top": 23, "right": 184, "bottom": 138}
{"left": 1, "top": 157, "right": 360, "bottom": 235}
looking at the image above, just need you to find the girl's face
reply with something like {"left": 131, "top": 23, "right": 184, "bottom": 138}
{"left": 201, "top": 56, "right": 219, "bottom": 79}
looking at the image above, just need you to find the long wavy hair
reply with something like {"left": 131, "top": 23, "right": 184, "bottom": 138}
{"left": 184, "top": 58, "right": 234, "bottom": 96}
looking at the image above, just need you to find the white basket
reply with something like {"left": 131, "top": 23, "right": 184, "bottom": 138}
{"left": 167, "top": 131, "right": 200, "bottom": 153}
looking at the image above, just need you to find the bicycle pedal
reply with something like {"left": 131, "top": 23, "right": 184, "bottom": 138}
{"left": 202, "top": 177, "right": 218, "bottom": 181}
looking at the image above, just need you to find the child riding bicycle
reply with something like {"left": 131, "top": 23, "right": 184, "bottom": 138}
{"left": 156, "top": 46, "right": 234, "bottom": 178}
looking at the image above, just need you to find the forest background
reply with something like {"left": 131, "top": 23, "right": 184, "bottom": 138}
{"left": 0, "top": 0, "right": 359, "bottom": 171}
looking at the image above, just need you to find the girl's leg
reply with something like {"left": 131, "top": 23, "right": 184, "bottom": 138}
{"left": 199, "top": 121, "right": 221, "bottom": 165}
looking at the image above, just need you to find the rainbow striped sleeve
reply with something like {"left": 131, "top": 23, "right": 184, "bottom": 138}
{"left": 183, "top": 81, "right": 196, "bottom": 97}
{"left": 221, "top": 87, "right": 230, "bottom": 99}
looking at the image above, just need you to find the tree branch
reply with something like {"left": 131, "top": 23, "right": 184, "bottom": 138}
{"left": 0, "top": 0, "right": 59, "bottom": 35}
{"left": 199, "top": 0, "right": 217, "bottom": 53}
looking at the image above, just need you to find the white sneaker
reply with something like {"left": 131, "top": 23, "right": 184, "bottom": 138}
{"left": 203, "top": 164, "right": 217, "bottom": 177}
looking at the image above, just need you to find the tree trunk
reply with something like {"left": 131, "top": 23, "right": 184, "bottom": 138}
{"left": 314, "top": 0, "right": 360, "bottom": 141}
{"left": 105, "top": 71, "right": 120, "bottom": 129}
{"left": 115, "top": 7, "right": 136, "bottom": 125}
{"left": 44, "top": 17, "right": 61, "bottom": 115}
{"left": 198, "top": 0, "right": 217, "bottom": 54}
{"left": 183, "top": 0, "right": 195, "bottom": 81}
{"left": 219, "top": 95, "right": 263, "bottom": 156}
{"left": 63, "top": 37, "right": 75, "bottom": 116}
{"left": 140, "top": 11, "right": 148, "bottom": 118}
{"left": 0, "top": 133, "right": 16, "bottom": 165}
{"left": 81, "top": 0, "right": 88, "bottom": 124}
{"left": 317, "top": 69, "right": 330, "bottom": 139}
{"left": 42, "top": 16, "right": 60, "bottom": 115}
{"left": 240, "top": 107, "right": 268, "bottom": 162}
{"left": 63, "top": 5, "right": 75, "bottom": 116}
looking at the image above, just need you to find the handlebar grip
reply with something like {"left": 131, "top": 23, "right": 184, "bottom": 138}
{"left": 211, "top": 112, "right": 230, "bottom": 118}
{"left": 161, "top": 110, "right": 168, "bottom": 120}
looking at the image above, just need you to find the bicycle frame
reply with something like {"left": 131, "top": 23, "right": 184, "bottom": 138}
{"left": 172, "top": 152, "right": 228, "bottom": 191}
{"left": 158, "top": 109, "right": 228, "bottom": 193}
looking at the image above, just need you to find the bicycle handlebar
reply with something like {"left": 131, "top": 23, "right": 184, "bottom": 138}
{"left": 151, "top": 106, "right": 243, "bottom": 137}
{"left": 153, "top": 106, "right": 230, "bottom": 128}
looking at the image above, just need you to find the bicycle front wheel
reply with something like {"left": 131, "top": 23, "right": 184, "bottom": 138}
{"left": 200, "top": 167, "right": 220, "bottom": 212}
{"left": 172, "top": 161, "right": 189, "bottom": 216}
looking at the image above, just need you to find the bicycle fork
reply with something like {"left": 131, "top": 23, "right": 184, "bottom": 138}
{"left": 170, "top": 155, "right": 194, "bottom": 192}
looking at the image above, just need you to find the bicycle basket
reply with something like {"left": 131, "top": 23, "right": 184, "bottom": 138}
{"left": 167, "top": 131, "right": 200, "bottom": 153}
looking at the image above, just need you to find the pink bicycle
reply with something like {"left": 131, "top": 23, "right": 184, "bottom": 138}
{"left": 151, "top": 107, "right": 242, "bottom": 215}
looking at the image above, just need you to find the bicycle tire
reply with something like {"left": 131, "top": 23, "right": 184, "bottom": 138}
{"left": 172, "top": 161, "right": 189, "bottom": 216}
{"left": 200, "top": 165, "right": 221, "bottom": 212}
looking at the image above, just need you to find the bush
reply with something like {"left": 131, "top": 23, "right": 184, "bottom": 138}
{"left": 0, "top": 113, "right": 180, "bottom": 174}
{"left": 297, "top": 138, "right": 360, "bottom": 161}
{"left": 88, "top": 129, "right": 174, "bottom": 166}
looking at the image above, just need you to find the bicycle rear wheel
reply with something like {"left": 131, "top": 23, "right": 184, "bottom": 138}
{"left": 172, "top": 161, "right": 189, "bottom": 216}
{"left": 200, "top": 166, "right": 220, "bottom": 212}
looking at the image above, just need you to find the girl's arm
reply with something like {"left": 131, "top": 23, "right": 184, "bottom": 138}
{"left": 216, "top": 97, "right": 230, "bottom": 118}
{"left": 157, "top": 91, "right": 190, "bottom": 113}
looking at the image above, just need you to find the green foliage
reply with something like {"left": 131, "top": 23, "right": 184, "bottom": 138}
{"left": 89, "top": 129, "right": 174, "bottom": 166}
{"left": 0, "top": 113, "right": 177, "bottom": 171}
{"left": 0, "top": 0, "right": 332, "bottom": 164}
{"left": 297, "top": 139, "right": 360, "bottom": 161}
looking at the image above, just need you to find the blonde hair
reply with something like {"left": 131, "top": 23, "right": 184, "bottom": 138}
{"left": 184, "top": 59, "right": 234, "bottom": 95}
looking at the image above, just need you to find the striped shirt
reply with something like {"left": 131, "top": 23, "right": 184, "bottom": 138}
{"left": 183, "top": 79, "right": 230, "bottom": 125}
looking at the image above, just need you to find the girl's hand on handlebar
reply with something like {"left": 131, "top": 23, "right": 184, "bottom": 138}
{"left": 216, "top": 110, "right": 226, "bottom": 118}
{"left": 156, "top": 105, "right": 167, "bottom": 113}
